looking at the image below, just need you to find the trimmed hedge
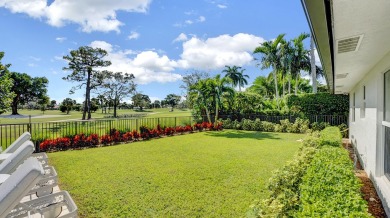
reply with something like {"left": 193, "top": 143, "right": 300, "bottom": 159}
{"left": 286, "top": 93, "right": 349, "bottom": 116}
{"left": 248, "top": 126, "right": 369, "bottom": 217}
{"left": 297, "top": 147, "right": 371, "bottom": 217}
{"left": 319, "top": 126, "right": 342, "bottom": 147}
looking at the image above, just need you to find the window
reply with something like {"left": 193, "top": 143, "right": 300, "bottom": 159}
{"left": 352, "top": 93, "right": 356, "bottom": 122}
{"left": 384, "top": 71, "right": 390, "bottom": 179}
{"left": 385, "top": 72, "right": 390, "bottom": 122}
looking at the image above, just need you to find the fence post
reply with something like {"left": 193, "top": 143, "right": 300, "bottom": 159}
{"left": 175, "top": 117, "right": 177, "bottom": 127}
{"left": 28, "top": 115, "right": 32, "bottom": 134}
{"left": 136, "top": 119, "right": 139, "bottom": 131}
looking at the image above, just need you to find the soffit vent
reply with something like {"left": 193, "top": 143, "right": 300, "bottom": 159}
{"left": 337, "top": 35, "right": 363, "bottom": 54}
{"left": 336, "top": 73, "right": 348, "bottom": 79}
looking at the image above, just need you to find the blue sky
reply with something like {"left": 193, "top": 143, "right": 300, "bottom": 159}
{"left": 0, "top": 0, "right": 313, "bottom": 104}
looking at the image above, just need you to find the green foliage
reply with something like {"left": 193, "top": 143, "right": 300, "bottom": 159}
{"left": 63, "top": 46, "right": 111, "bottom": 120}
{"left": 310, "top": 121, "right": 330, "bottom": 131}
{"left": 338, "top": 123, "right": 349, "bottom": 138}
{"left": 9, "top": 72, "right": 49, "bottom": 115}
{"left": 319, "top": 126, "right": 342, "bottom": 147}
{"left": 286, "top": 93, "right": 349, "bottom": 115}
{"left": 250, "top": 146, "right": 319, "bottom": 217}
{"left": 297, "top": 147, "right": 371, "bottom": 217}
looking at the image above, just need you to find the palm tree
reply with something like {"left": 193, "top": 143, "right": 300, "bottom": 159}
{"left": 310, "top": 36, "right": 317, "bottom": 93}
{"left": 189, "top": 79, "right": 213, "bottom": 123}
{"left": 254, "top": 34, "right": 285, "bottom": 99}
{"left": 290, "top": 33, "right": 310, "bottom": 95}
{"left": 209, "top": 74, "right": 234, "bottom": 123}
{"left": 236, "top": 69, "right": 249, "bottom": 92}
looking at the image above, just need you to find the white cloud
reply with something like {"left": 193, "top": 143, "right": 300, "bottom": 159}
{"left": 55, "top": 37, "right": 67, "bottom": 42}
{"left": 0, "top": 0, "right": 151, "bottom": 32}
{"left": 89, "top": 41, "right": 182, "bottom": 85}
{"left": 185, "top": 20, "right": 193, "bottom": 25}
{"left": 175, "top": 15, "right": 206, "bottom": 27}
{"left": 173, "top": 33, "right": 188, "bottom": 43}
{"left": 128, "top": 31, "right": 140, "bottom": 40}
{"left": 90, "top": 40, "right": 113, "bottom": 52}
{"left": 178, "top": 33, "right": 265, "bottom": 69}
{"left": 217, "top": 4, "right": 227, "bottom": 9}
{"left": 197, "top": 16, "right": 206, "bottom": 22}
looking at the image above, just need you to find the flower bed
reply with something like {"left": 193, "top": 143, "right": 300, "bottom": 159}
{"left": 39, "top": 122, "right": 222, "bottom": 152}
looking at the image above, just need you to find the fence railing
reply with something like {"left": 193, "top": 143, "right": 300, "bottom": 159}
{"left": 0, "top": 114, "right": 348, "bottom": 150}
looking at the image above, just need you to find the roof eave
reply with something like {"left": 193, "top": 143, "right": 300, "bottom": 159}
{"left": 301, "top": 0, "right": 335, "bottom": 93}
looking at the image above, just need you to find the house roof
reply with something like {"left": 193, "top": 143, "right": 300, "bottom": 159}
{"left": 301, "top": 0, "right": 390, "bottom": 94}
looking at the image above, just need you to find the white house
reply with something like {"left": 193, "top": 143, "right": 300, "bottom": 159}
{"left": 301, "top": 0, "right": 390, "bottom": 215}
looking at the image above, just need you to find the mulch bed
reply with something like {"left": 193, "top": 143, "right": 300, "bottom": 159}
{"left": 343, "top": 139, "right": 387, "bottom": 218}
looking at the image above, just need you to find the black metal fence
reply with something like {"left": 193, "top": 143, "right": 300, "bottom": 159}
{"left": 0, "top": 114, "right": 348, "bottom": 150}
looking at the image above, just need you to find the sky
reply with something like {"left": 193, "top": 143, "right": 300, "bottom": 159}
{"left": 0, "top": 0, "right": 315, "bottom": 104}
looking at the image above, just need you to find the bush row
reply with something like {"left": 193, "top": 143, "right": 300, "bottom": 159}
{"left": 297, "top": 147, "right": 371, "bottom": 217}
{"left": 249, "top": 127, "right": 369, "bottom": 217}
{"left": 222, "top": 118, "right": 348, "bottom": 135}
{"left": 39, "top": 122, "right": 222, "bottom": 152}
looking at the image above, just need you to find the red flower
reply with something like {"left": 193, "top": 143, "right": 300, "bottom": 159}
{"left": 122, "top": 132, "right": 133, "bottom": 142}
{"left": 100, "top": 135, "right": 112, "bottom": 145}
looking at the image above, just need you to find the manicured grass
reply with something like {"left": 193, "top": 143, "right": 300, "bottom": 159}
{"left": 48, "top": 130, "right": 302, "bottom": 217}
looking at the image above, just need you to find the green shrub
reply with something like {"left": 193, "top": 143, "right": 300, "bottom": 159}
{"left": 274, "top": 124, "right": 282, "bottom": 132}
{"left": 279, "top": 119, "right": 291, "bottom": 132}
{"left": 261, "top": 121, "right": 275, "bottom": 132}
{"left": 222, "top": 118, "right": 233, "bottom": 129}
{"left": 242, "top": 119, "right": 254, "bottom": 131}
{"left": 297, "top": 147, "right": 371, "bottom": 217}
{"left": 310, "top": 121, "right": 330, "bottom": 131}
{"left": 290, "top": 118, "right": 310, "bottom": 133}
{"left": 338, "top": 123, "right": 349, "bottom": 138}
{"left": 319, "top": 126, "right": 342, "bottom": 147}
{"left": 250, "top": 146, "right": 318, "bottom": 217}
{"left": 286, "top": 93, "right": 349, "bottom": 116}
{"left": 253, "top": 119, "right": 262, "bottom": 131}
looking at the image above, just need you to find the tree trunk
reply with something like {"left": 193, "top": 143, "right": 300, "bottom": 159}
{"left": 272, "top": 69, "right": 279, "bottom": 99}
{"left": 11, "top": 98, "right": 18, "bottom": 115}
{"left": 288, "top": 76, "right": 291, "bottom": 94}
{"left": 295, "top": 76, "right": 299, "bottom": 95}
{"left": 282, "top": 75, "right": 285, "bottom": 97}
{"left": 215, "top": 101, "right": 219, "bottom": 124}
{"left": 205, "top": 107, "right": 211, "bottom": 123}
{"left": 113, "top": 100, "right": 117, "bottom": 118}
{"left": 86, "top": 69, "right": 92, "bottom": 120}
{"left": 311, "top": 36, "right": 317, "bottom": 93}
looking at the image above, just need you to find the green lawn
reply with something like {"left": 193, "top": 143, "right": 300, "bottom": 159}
{"left": 48, "top": 130, "right": 302, "bottom": 217}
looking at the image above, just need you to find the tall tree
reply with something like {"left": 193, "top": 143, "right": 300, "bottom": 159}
{"left": 290, "top": 33, "right": 310, "bottom": 95}
{"left": 189, "top": 79, "right": 213, "bottom": 123}
{"left": 310, "top": 36, "right": 317, "bottom": 93}
{"left": 164, "top": 94, "right": 181, "bottom": 112}
{"left": 9, "top": 72, "right": 48, "bottom": 115}
{"left": 247, "top": 75, "right": 275, "bottom": 98}
{"left": 101, "top": 71, "right": 136, "bottom": 118}
{"left": 209, "top": 74, "right": 234, "bottom": 122}
{"left": 61, "top": 98, "right": 76, "bottom": 114}
{"left": 0, "top": 52, "right": 14, "bottom": 114}
{"left": 132, "top": 93, "right": 151, "bottom": 111}
{"left": 63, "top": 46, "right": 111, "bottom": 120}
{"left": 222, "top": 65, "right": 249, "bottom": 92}
{"left": 254, "top": 34, "right": 285, "bottom": 99}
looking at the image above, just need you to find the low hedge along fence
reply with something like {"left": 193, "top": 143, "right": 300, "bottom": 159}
{"left": 248, "top": 127, "right": 371, "bottom": 217}
{"left": 222, "top": 118, "right": 348, "bottom": 137}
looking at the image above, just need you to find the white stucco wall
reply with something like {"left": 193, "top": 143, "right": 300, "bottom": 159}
{"left": 348, "top": 50, "right": 390, "bottom": 215}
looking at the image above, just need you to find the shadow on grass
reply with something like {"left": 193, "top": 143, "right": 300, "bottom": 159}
{"left": 204, "top": 130, "right": 281, "bottom": 140}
